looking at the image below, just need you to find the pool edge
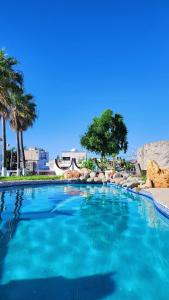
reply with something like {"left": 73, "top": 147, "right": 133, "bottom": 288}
{"left": 127, "top": 188, "right": 169, "bottom": 220}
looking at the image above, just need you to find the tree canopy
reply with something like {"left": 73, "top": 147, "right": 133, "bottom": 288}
{"left": 80, "top": 109, "right": 128, "bottom": 157}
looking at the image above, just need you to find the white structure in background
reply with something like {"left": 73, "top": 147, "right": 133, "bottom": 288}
{"left": 24, "top": 147, "right": 49, "bottom": 173}
{"left": 48, "top": 149, "right": 87, "bottom": 175}
{"left": 62, "top": 148, "right": 87, "bottom": 164}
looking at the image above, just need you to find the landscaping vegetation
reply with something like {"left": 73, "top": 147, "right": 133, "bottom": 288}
{"left": 0, "top": 175, "right": 63, "bottom": 181}
{"left": 80, "top": 109, "right": 128, "bottom": 158}
{"left": 81, "top": 159, "right": 96, "bottom": 171}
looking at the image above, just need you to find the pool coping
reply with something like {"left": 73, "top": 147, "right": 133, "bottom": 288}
{"left": 0, "top": 179, "right": 169, "bottom": 219}
{"left": 127, "top": 188, "right": 169, "bottom": 219}
{"left": 106, "top": 182, "right": 169, "bottom": 220}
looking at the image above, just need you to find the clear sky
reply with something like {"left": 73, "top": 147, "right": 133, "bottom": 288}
{"left": 0, "top": 0, "right": 169, "bottom": 159}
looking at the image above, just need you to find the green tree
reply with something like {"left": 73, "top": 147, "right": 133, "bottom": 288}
{"left": 0, "top": 49, "right": 22, "bottom": 176}
{"left": 80, "top": 109, "right": 128, "bottom": 158}
{"left": 9, "top": 89, "right": 23, "bottom": 176}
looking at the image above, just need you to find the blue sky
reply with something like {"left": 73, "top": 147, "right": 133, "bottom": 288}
{"left": 0, "top": 0, "right": 169, "bottom": 159}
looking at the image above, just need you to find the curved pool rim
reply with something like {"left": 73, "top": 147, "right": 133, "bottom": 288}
{"left": 127, "top": 187, "right": 169, "bottom": 220}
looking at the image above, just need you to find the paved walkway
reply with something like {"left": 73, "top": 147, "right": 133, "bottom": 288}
{"left": 143, "top": 188, "right": 169, "bottom": 209}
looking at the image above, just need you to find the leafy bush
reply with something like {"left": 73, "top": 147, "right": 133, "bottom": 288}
{"left": 81, "top": 159, "right": 95, "bottom": 171}
{"left": 98, "top": 158, "right": 109, "bottom": 171}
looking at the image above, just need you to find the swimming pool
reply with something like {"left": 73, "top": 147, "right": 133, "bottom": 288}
{"left": 0, "top": 184, "right": 169, "bottom": 300}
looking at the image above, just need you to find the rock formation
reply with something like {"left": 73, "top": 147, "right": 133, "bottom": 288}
{"left": 137, "top": 141, "right": 169, "bottom": 170}
{"left": 147, "top": 160, "right": 169, "bottom": 188}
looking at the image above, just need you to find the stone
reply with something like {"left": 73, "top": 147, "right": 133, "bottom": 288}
{"left": 98, "top": 172, "right": 105, "bottom": 179}
{"left": 113, "top": 178, "right": 124, "bottom": 184}
{"left": 118, "top": 179, "right": 128, "bottom": 185}
{"left": 113, "top": 172, "right": 122, "bottom": 179}
{"left": 110, "top": 178, "right": 115, "bottom": 183}
{"left": 80, "top": 168, "right": 91, "bottom": 175}
{"left": 147, "top": 160, "right": 169, "bottom": 188}
{"left": 64, "top": 170, "right": 81, "bottom": 179}
{"left": 139, "top": 179, "right": 153, "bottom": 189}
{"left": 125, "top": 182, "right": 140, "bottom": 189}
{"left": 143, "top": 178, "right": 153, "bottom": 188}
{"left": 102, "top": 178, "right": 108, "bottom": 183}
{"left": 105, "top": 170, "right": 115, "bottom": 178}
{"left": 120, "top": 171, "right": 129, "bottom": 178}
{"left": 87, "top": 178, "right": 93, "bottom": 183}
{"left": 133, "top": 186, "right": 142, "bottom": 192}
{"left": 80, "top": 176, "right": 87, "bottom": 182}
{"left": 90, "top": 172, "right": 96, "bottom": 178}
{"left": 137, "top": 141, "right": 169, "bottom": 170}
{"left": 93, "top": 177, "right": 101, "bottom": 182}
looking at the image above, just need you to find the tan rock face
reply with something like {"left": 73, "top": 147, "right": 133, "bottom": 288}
{"left": 64, "top": 170, "right": 81, "bottom": 179}
{"left": 80, "top": 168, "right": 91, "bottom": 175}
{"left": 147, "top": 160, "right": 169, "bottom": 188}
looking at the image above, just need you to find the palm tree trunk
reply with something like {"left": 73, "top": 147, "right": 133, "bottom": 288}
{"left": 19, "top": 130, "right": 26, "bottom": 175}
{"left": 1, "top": 115, "right": 7, "bottom": 176}
{"left": 16, "top": 129, "right": 21, "bottom": 176}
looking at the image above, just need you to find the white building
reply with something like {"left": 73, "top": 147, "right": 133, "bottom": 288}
{"left": 48, "top": 149, "right": 87, "bottom": 175}
{"left": 24, "top": 148, "right": 49, "bottom": 172}
{"left": 61, "top": 148, "right": 86, "bottom": 163}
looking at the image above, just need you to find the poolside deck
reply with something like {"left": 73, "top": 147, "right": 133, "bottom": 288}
{"left": 143, "top": 188, "right": 169, "bottom": 210}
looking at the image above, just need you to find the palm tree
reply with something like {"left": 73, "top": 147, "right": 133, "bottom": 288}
{"left": 9, "top": 91, "right": 37, "bottom": 176}
{"left": 18, "top": 94, "right": 37, "bottom": 175}
{"left": 9, "top": 89, "right": 24, "bottom": 176}
{"left": 0, "top": 49, "right": 22, "bottom": 176}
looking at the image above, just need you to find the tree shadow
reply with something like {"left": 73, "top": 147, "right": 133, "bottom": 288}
{"left": 0, "top": 272, "right": 116, "bottom": 300}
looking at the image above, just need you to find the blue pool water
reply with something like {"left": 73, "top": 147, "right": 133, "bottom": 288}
{"left": 0, "top": 184, "right": 169, "bottom": 300}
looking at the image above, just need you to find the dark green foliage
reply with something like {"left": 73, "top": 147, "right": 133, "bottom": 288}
{"left": 80, "top": 109, "right": 128, "bottom": 157}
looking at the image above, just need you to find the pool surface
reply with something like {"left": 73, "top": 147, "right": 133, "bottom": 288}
{"left": 0, "top": 184, "right": 169, "bottom": 300}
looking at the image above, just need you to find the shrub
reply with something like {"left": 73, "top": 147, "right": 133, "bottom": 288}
{"left": 81, "top": 159, "right": 95, "bottom": 171}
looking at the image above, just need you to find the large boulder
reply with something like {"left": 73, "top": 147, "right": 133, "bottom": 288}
{"left": 98, "top": 172, "right": 105, "bottom": 179}
{"left": 64, "top": 170, "right": 81, "bottom": 179}
{"left": 147, "top": 160, "right": 169, "bottom": 188}
{"left": 137, "top": 141, "right": 169, "bottom": 170}
{"left": 80, "top": 168, "right": 91, "bottom": 176}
